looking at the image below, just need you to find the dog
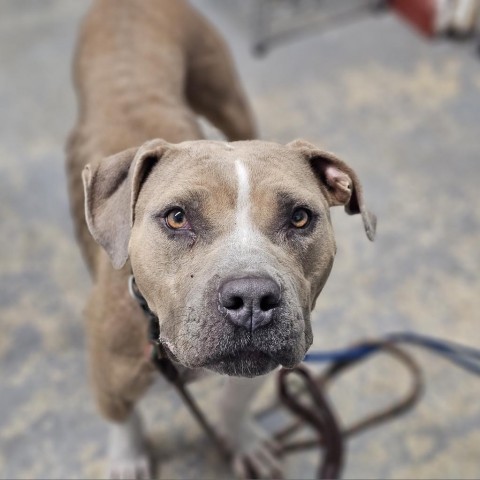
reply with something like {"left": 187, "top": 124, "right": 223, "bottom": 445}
{"left": 66, "top": 0, "right": 376, "bottom": 478}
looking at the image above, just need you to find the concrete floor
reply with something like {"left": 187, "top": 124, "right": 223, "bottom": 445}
{"left": 1, "top": 1, "right": 479, "bottom": 478}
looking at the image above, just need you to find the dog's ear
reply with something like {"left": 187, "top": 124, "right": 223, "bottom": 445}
{"left": 287, "top": 139, "right": 377, "bottom": 241}
{"left": 82, "top": 139, "right": 168, "bottom": 269}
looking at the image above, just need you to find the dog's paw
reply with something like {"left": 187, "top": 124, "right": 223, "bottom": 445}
{"left": 232, "top": 439, "right": 283, "bottom": 479}
{"left": 108, "top": 412, "right": 154, "bottom": 480}
{"left": 228, "top": 421, "right": 283, "bottom": 479}
{"left": 108, "top": 454, "right": 152, "bottom": 480}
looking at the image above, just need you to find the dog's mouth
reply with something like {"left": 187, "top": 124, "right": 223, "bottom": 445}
{"left": 158, "top": 339, "right": 278, "bottom": 374}
{"left": 161, "top": 339, "right": 303, "bottom": 377}
{"left": 201, "top": 344, "right": 303, "bottom": 377}
{"left": 203, "top": 349, "right": 278, "bottom": 377}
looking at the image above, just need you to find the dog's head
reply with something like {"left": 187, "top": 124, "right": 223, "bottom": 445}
{"left": 83, "top": 139, "right": 376, "bottom": 377}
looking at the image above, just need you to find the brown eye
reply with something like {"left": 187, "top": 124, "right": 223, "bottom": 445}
{"left": 166, "top": 208, "right": 188, "bottom": 230}
{"left": 291, "top": 208, "right": 311, "bottom": 229}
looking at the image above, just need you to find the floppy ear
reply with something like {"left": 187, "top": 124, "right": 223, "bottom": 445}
{"left": 287, "top": 139, "right": 377, "bottom": 241}
{"left": 82, "top": 139, "right": 168, "bottom": 269}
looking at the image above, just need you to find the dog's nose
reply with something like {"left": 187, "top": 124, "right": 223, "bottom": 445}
{"left": 218, "top": 276, "right": 281, "bottom": 331}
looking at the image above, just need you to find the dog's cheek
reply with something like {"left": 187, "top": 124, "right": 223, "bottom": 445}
{"left": 301, "top": 223, "right": 336, "bottom": 277}
{"left": 296, "top": 226, "right": 335, "bottom": 306}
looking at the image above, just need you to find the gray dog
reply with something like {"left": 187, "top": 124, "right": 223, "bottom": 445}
{"left": 66, "top": 0, "right": 376, "bottom": 478}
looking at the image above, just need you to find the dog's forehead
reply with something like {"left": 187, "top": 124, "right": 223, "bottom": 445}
{"left": 163, "top": 140, "right": 317, "bottom": 190}
{"left": 170, "top": 139, "right": 297, "bottom": 166}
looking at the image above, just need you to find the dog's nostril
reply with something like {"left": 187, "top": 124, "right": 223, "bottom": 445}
{"left": 225, "top": 296, "right": 244, "bottom": 310}
{"left": 260, "top": 294, "right": 279, "bottom": 311}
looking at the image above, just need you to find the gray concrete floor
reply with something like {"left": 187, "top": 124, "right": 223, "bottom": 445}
{"left": 1, "top": 1, "right": 479, "bottom": 478}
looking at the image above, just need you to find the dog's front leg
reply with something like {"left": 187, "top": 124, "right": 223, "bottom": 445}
{"left": 219, "top": 374, "right": 283, "bottom": 479}
{"left": 108, "top": 408, "right": 151, "bottom": 480}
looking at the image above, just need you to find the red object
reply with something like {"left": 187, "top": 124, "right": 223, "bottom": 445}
{"left": 391, "top": 0, "right": 438, "bottom": 37}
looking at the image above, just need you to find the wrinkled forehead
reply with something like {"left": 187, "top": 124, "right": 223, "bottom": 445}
{"left": 138, "top": 140, "right": 326, "bottom": 213}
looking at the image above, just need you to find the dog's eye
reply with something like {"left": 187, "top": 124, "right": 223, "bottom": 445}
{"left": 165, "top": 208, "right": 189, "bottom": 230}
{"left": 291, "top": 208, "right": 311, "bottom": 229}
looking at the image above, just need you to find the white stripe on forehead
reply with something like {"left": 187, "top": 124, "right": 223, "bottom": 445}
{"left": 234, "top": 159, "right": 255, "bottom": 244}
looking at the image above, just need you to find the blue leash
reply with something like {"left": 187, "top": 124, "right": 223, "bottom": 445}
{"left": 303, "top": 332, "right": 480, "bottom": 375}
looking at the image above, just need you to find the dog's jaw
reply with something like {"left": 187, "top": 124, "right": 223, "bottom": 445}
{"left": 204, "top": 350, "right": 279, "bottom": 377}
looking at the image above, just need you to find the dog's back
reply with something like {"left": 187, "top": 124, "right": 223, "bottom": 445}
{"left": 66, "top": 0, "right": 255, "bottom": 273}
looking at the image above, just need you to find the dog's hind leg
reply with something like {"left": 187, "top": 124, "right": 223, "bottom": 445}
{"left": 185, "top": 12, "right": 257, "bottom": 141}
